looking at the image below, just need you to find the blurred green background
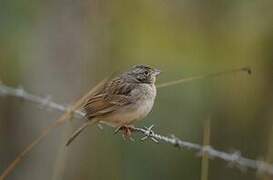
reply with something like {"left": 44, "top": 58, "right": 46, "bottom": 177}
{"left": 0, "top": 0, "right": 273, "bottom": 180}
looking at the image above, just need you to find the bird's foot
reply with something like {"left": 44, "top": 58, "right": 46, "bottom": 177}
{"left": 114, "top": 125, "right": 135, "bottom": 141}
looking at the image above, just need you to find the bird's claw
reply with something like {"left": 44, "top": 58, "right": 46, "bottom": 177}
{"left": 114, "top": 125, "right": 135, "bottom": 141}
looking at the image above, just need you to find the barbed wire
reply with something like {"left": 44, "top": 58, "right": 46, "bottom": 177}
{"left": 0, "top": 83, "right": 85, "bottom": 118}
{"left": 132, "top": 126, "right": 273, "bottom": 175}
{"left": 1, "top": 82, "right": 273, "bottom": 177}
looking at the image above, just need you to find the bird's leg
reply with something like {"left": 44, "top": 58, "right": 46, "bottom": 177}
{"left": 114, "top": 125, "right": 135, "bottom": 141}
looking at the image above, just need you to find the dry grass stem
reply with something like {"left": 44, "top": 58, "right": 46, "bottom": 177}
{"left": 157, "top": 67, "right": 251, "bottom": 88}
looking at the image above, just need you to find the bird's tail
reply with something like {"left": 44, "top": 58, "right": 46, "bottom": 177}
{"left": 65, "top": 120, "right": 98, "bottom": 146}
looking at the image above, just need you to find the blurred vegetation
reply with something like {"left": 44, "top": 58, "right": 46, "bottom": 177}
{"left": 0, "top": 0, "right": 273, "bottom": 180}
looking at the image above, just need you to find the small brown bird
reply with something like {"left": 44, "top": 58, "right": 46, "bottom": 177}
{"left": 66, "top": 65, "right": 161, "bottom": 146}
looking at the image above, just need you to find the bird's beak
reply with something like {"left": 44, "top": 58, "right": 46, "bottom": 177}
{"left": 154, "top": 69, "right": 161, "bottom": 76}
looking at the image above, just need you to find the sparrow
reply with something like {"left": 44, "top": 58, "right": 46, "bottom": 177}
{"left": 66, "top": 64, "right": 161, "bottom": 146}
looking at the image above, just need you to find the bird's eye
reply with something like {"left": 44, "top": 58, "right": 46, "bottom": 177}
{"left": 144, "top": 70, "right": 149, "bottom": 75}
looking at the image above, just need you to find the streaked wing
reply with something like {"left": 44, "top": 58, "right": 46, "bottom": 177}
{"left": 83, "top": 78, "right": 136, "bottom": 119}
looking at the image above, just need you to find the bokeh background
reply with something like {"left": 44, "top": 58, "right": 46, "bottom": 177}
{"left": 0, "top": 0, "right": 273, "bottom": 180}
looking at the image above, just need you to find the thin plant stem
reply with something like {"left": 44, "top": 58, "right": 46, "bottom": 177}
{"left": 157, "top": 67, "right": 251, "bottom": 89}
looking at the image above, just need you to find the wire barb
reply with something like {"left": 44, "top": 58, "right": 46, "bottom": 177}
{"left": 140, "top": 125, "right": 159, "bottom": 143}
{"left": 97, "top": 123, "right": 104, "bottom": 130}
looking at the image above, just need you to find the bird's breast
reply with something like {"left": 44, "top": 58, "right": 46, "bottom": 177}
{"left": 100, "top": 84, "right": 157, "bottom": 127}
{"left": 118, "top": 84, "right": 156, "bottom": 124}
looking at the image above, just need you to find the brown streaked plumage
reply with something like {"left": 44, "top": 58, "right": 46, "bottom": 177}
{"left": 66, "top": 65, "right": 161, "bottom": 146}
